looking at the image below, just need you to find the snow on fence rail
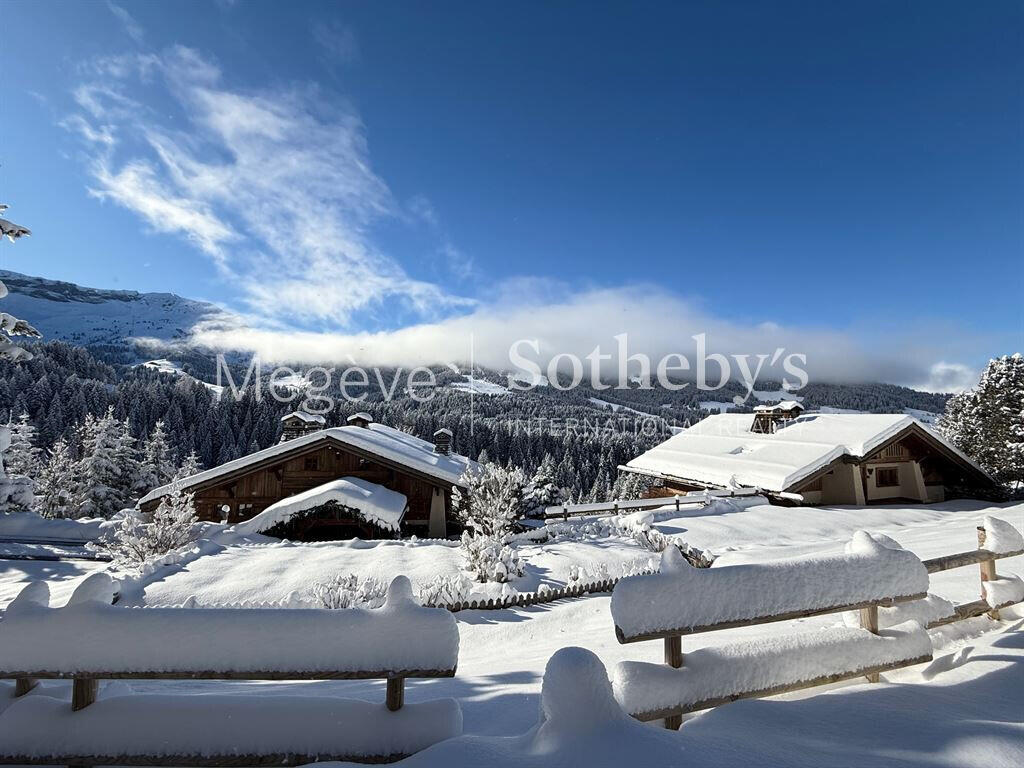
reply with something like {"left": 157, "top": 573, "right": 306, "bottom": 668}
{"left": 609, "top": 516, "right": 1024, "bottom": 729}
{"left": 0, "top": 573, "right": 462, "bottom": 766}
{"left": 542, "top": 487, "right": 761, "bottom": 520}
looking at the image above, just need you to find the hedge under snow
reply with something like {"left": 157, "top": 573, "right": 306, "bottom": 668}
{"left": 611, "top": 531, "right": 929, "bottom": 638}
{"left": 0, "top": 573, "right": 458, "bottom": 674}
{"left": 612, "top": 621, "right": 932, "bottom": 716}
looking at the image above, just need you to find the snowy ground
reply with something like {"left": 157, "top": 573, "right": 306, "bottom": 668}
{"left": 1, "top": 499, "right": 1021, "bottom": 765}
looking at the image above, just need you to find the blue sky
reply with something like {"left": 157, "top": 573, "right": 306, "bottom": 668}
{"left": 1, "top": 1, "right": 1021, "bottom": 388}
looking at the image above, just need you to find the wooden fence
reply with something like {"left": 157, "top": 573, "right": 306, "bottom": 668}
{"left": 542, "top": 487, "right": 761, "bottom": 521}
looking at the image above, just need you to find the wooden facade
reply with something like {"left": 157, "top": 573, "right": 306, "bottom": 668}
{"left": 140, "top": 436, "right": 459, "bottom": 540}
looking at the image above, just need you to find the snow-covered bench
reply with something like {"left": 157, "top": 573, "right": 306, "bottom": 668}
{"left": 609, "top": 531, "right": 933, "bottom": 728}
{"left": 0, "top": 573, "right": 461, "bottom": 765}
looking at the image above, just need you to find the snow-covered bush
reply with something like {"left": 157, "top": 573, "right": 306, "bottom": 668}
{"left": 307, "top": 573, "right": 389, "bottom": 609}
{"left": 453, "top": 461, "right": 526, "bottom": 538}
{"left": 460, "top": 530, "right": 524, "bottom": 583}
{"left": 100, "top": 479, "right": 198, "bottom": 571}
{"left": 418, "top": 572, "right": 474, "bottom": 606}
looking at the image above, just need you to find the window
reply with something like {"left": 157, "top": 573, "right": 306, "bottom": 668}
{"left": 875, "top": 467, "right": 899, "bottom": 488}
{"left": 304, "top": 457, "right": 319, "bottom": 471}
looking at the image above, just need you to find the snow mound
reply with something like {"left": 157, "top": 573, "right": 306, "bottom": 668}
{"left": 0, "top": 575, "right": 458, "bottom": 675}
{"left": 982, "top": 516, "right": 1023, "bottom": 554}
{"left": 983, "top": 575, "right": 1024, "bottom": 609}
{"left": 613, "top": 621, "right": 932, "bottom": 717}
{"left": 539, "top": 647, "right": 623, "bottom": 736}
{"left": 611, "top": 531, "right": 928, "bottom": 638}
{"left": 0, "top": 694, "right": 461, "bottom": 760}
{"left": 233, "top": 478, "right": 408, "bottom": 535}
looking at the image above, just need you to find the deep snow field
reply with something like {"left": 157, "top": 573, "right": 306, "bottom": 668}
{"left": 1, "top": 498, "right": 1022, "bottom": 766}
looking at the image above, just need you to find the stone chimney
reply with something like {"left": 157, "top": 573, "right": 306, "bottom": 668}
{"left": 433, "top": 427, "right": 453, "bottom": 455}
{"left": 347, "top": 412, "right": 373, "bottom": 429}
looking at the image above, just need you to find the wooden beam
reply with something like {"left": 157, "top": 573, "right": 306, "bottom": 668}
{"left": 663, "top": 636, "right": 683, "bottom": 730}
{"left": 0, "top": 752, "right": 412, "bottom": 766}
{"left": 859, "top": 606, "right": 880, "bottom": 682}
{"left": 0, "top": 668, "right": 457, "bottom": 682}
{"left": 627, "top": 653, "right": 934, "bottom": 722}
{"left": 14, "top": 677, "right": 36, "bottom": 697}
{"left": 977, "top": 527, "right": 999, "bottom": 620}
{"left": 923, "top": 547, "right": 1024, "bottom": 573}
{"left": 71, "top": 677, "right": 98, "bottom": 711}
{"left": 614, "top": 592, "right": 928, "bottom": 644}
{"left": 386, "top": 677, "right": 404, "bottom": 712}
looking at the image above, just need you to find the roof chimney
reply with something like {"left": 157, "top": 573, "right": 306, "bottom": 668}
{"left": 433, "top": 427, "right": 453, "bottom": 455}
{"left": 347, "top": 412, "right": 373, "bottom": 429}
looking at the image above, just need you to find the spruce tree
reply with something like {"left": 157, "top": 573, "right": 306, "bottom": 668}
{"left": 34, "top": 438, "right": 76, "bottom": 518}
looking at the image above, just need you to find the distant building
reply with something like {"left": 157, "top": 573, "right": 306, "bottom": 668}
{"left": 140, "top": 414, "right": 473, "bottom": 539}
{"left": 621, "top": 411, "right": 994, "bottom": 505}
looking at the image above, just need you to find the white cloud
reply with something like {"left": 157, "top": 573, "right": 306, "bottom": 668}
{"left": 189, "top": 282, "right": 971, "bottom": 391}
{"left": 65, "top": 46, "right": 474, "bottom": 326}
{"left": 911, "top": 362, "right": 978, "bottom": 394}
{"left": 106, "top": 2, "right": 145, "bottom": 45}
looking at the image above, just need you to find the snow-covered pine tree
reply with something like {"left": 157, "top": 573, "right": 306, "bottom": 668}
{"left": 136, "top": 420, "right": 175, "bottom": 494}
{"left": 610, "top": 470, "right": 653, "bottom": 502}
{"left": 176, "top": 449, "right": 202, "bottom": 480}
{"left": 33, "top": 437, "right": 77, "bottom": 518}
{"left": 0, "top": 423, "right": 34, "bottom": 513}
{"left": 102, "top": 478, "right": 199, "bottom": 571}
{"left": 114, "top": 417, "right": 141, "bottom": 507}
{"left": 941, "top": 354, "right": 1024, "bottom": 492}
{"left": 521, "top": 453, "right": 565, "bottom": 517}
{"left": 7, "top": 412, "right": 42, "bottom": 477}
{"left": 75, "top": 407, "right": 124, "bottom": 518}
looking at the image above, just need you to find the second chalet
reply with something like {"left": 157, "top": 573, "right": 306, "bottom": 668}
{"left": 139, "top": 412, "right": 476, "bottom": 540}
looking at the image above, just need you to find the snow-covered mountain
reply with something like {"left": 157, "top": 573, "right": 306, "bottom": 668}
{"left": 0, "top": 270, "right": 230, "bottom": 348}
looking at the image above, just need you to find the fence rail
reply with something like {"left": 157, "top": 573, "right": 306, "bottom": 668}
{"left": 542, "top": 487, "right": 762, "bottom": 520}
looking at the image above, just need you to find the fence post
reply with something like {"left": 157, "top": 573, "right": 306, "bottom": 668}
{"left": 859, "top": 606, "right": 881, "bottom": 682}
{"left": 72, "top": 677, "right": 98, "bottom": 711}
{"left": 386, "top": 677, "right": 405, "bottom": 711}
{"left": 977, "top": 527, "right": 999, "bottom": 620}
{"left": 674, "top": 495, "right": 680, "bottom": 511}
{"left": 562, "top": 504, "right": 568, "bottom": 522}
{"left": 14, "top": 677, "right": 36, "bottom": 697}
{"left": 664, "top": 635, "right": 683, "bottom": 729}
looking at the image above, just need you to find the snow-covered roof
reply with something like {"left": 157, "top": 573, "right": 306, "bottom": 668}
{"left": 140, "top": 422, "right": 477, "bottom": 506}
{"left": 753, "top": 400, "right": 804, "bottom": 413}
{"left": 281, "top": 411, "right": 327, "bottom": 425}
{"left": 625, "top": 413, "right": 986, "bottom": 493}
{"left": 234, "top": 477, "right": 408, "bottom": 535}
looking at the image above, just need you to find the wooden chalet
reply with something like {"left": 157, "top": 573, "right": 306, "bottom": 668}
{"left": 623, "top": 411, "right": 995, "bottom": 505}
{"left": 139, "top": 413, "right": 474, "bottom": 540}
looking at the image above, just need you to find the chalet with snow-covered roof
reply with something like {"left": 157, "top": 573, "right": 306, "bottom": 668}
{"left": 139, "top": 415, "right": 475, "bottom": 540}
{"left": 621, "top": 411, "right": 994, "bottom": 505}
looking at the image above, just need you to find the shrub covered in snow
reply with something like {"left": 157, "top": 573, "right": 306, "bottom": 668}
{"left": 99, "top": 478, "right": 198, "bottom": 571}
{"left": 453, "top": 461, "right": 527, "bottom": 538}
{"left": 307, "top": 573, "right": 389, "bottom": 609}
{"left": 460, "top": 530, "right": 524, "bottom": 583}
{"left": 417, "top": 573, "right": 475, "bottom": 606}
